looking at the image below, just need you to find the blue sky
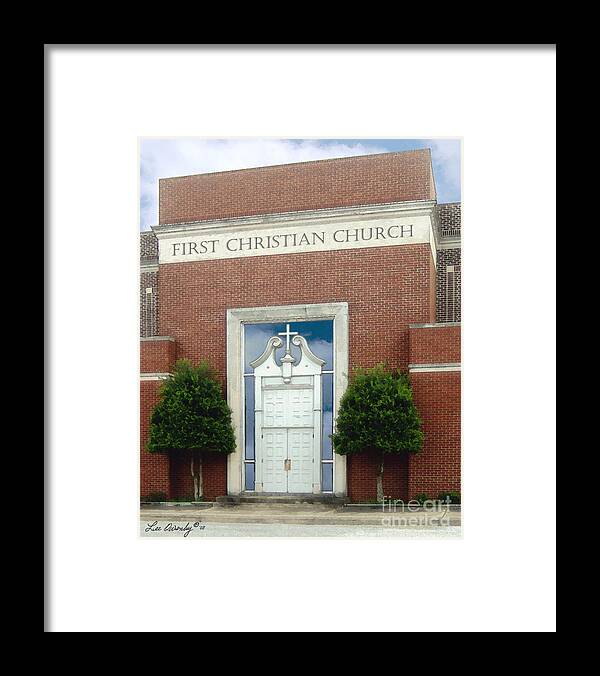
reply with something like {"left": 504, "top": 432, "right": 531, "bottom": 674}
{"left": 140, "top": 138, "right": 461, "bottom": 231}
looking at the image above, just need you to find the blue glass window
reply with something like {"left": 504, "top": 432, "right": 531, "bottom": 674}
{"left": 244, "top": 462, "right": 255, "bottom": 491}
{"left": 244, "top": 376, "right": 255, "bottom": 461}
{"left": 322, "top": 373, "right": 334, "bottom": 461}
{"left": 288, "top": 320, "right": 333, "bottom": 370}
{"left": 244, "top": 322, "right": 284, "bottom": 374}
{"left": 321, "top": 463, "right": 334, "bottom": 492}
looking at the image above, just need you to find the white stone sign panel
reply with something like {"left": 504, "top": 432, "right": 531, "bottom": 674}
{"left": 154, "top": 204, "right": 436, "bottom": 264}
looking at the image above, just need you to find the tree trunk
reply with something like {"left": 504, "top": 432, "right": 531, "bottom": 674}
{"left": 190, "top": 451, "right": 204, "bottom": 501}
{"left": 376, "top": 453, "right": 385, "bottom": 503}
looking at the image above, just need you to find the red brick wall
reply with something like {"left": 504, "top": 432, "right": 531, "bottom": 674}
{"left": 159, "top": 150, "right": 435, "bottom": 225}
{"left": 168, "top": 451, "right": 227, "bottom": 501}
{"left": 348, "top": 452, "right": 409, "bottom": 502}
{"left": 408, "top": 372, "right": 461, "bottom": 499}
{"left": 409, "top": 324, "right": 460, "bottom": 364}
{"left": 202, "top": 454, "right": 228, "bottom": 501}
{"left": 140, "top": 380, "right": 170, "bottom": 498}
{"left": 408, "top": 325, "right": 461, "bottom": 500}
{"left": 140, "top": 338, "right": 177, "bottom": 500}
{"left": 429, "top": 253, "right": 437, "bottom": 321}
{"left": 140, "top": 338, "right": 177, "bottom": 373}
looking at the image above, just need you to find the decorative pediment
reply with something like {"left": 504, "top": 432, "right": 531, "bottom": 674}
{"left": 250, "top": 325, "right": 324, "bottom": 382}
{"left": 250, "top": 336, "right": 283, "bottom": 370}
{"left": 292, "top": 335, "right": 326, "bottom": 370}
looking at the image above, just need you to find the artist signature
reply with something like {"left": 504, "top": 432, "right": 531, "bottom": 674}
{"left": 144, "top": 520, "right": 205, "bottom": 537}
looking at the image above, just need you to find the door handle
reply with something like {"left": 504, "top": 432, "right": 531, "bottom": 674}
{"left": 284, "top": 459, "right": 291, "bottom": 471}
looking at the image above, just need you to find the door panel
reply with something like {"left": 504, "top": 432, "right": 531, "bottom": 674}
{"left": 263, "top": 390, "right": 287, "bottom": 428}
{"left": 287, "top": 389, "right": 314, "bottom": 427}
{"left": 287, "top": 428, "right": 314, "bottom": 493}
{"left": 262, "top": 429, "right": 287, "bottom": 493}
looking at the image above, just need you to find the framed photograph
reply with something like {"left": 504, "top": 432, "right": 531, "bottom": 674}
{"left": 47, "top": 46, "right": 555, "bottom": 633}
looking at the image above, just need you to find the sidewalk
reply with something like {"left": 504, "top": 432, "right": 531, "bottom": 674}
{"left": 140, "top": 502, "right": 461, "bottom": 528}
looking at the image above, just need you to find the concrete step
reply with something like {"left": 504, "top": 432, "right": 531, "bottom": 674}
{"left": 216, "top": 493, "right": 347, "bottom": 506}
{"left": 140, "top": 502, "right": 215, "bottom": 510}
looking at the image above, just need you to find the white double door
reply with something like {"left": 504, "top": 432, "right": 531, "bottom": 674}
{"left": 261, "top": 386, "right": 317, "bottom": 493}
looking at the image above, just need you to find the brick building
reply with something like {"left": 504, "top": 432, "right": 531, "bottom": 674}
{"left": 140, "top": 149, "right": 461, "bottom": 502}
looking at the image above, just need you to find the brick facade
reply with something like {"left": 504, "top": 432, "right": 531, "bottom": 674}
{"left": 436, "top": 202, "right": 461, "bottom": 237}
{"left": 436, "top": 248, "right": 461, "bottom": 322}
{"left": 348, "top": 452, "right": 409, "bottom": 503}
{"left": 435, "top": 203, "right": 461, "bottom": 323}
{"left": 407, "top": 324, "right": 461, "bottom": 499}
{"left": 140, "top": 232, "right": 159, "bottom": 337}
{"left": 140, "top": 151, "right": 461, "bottom": 503}
{"left": 168, "top": 451, "right": 228, "bottom": 502}
{"left": 409, "top": 322, "right": 461, "bottom": 365}
{"left": 159, "top": 150, "right": 436, "bottom": 225}
{"left": 140, "top": 379, "right": 170, "bottom": 498}
{"left": 140, "top": 337, "right": 176, "bottom": 374}
{"left": 140, "top": 231, "right": 159, "bottom": 259}
{"left": 140, "top": 270, "right": 158, "bottom": 337}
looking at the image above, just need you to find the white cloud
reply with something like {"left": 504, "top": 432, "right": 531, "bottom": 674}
{"left": 427, "top": 139, "right": 462, "bottom": 203}
{"left": 140, "top": 138, "right": 388, "bottom": 230}
{"left": 244, "top": 325, "right": 278, "bottom": 369}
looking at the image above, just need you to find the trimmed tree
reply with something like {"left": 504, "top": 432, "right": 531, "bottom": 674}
{"left": 331, "top": 363, "right": 424, "bottom": 502}
{"left": 147, "top": 359, "right": 236, "bottom": 501}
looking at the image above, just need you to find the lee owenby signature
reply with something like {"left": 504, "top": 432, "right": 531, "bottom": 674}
{"left": 144, "top": 521, "right": 206, "bottom": 537}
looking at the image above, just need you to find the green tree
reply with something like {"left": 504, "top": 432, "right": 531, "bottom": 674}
{"left": 331, "top": 363, "right": 424, "bottom": 502}
{"left": 147, "top": 359, "right": 236, "bottom": 500}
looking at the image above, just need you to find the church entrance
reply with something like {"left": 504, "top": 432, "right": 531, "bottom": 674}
{"left": 247, "top": 322, "right": 328, "bottom": 494}
{"left": 227, "top": 303, "right": 349, "bottom": 498}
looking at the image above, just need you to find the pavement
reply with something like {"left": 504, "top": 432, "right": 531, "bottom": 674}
{"left": 139, "top": 503, "right": 461, "bottom": 538}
